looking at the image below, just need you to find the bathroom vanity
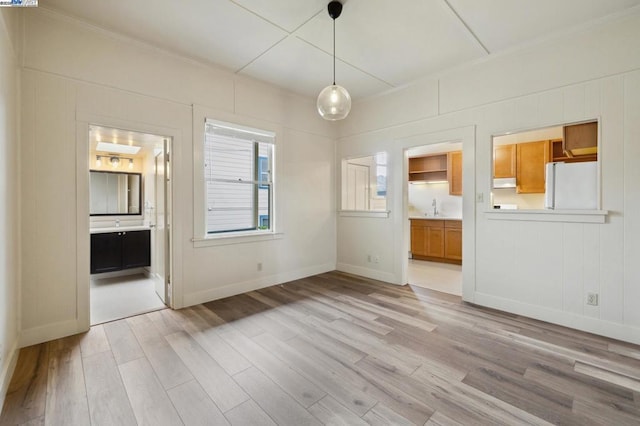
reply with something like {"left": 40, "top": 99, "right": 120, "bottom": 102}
{"left": 90, "top": 228, "right": 151, "bottom": 274}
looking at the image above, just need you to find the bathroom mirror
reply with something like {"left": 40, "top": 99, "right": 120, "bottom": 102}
{"left": 90, "top": 171, "right": 142, "bottom": 215}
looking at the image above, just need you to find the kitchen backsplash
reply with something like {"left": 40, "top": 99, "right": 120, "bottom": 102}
{"left": 408, "top": 182, "right": 462, "bottom": 218}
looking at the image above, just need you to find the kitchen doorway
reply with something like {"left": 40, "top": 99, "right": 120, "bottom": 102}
{"left": 404, "top": 141, "right": 462, "bottom": 296}
{"left": 88, "top": 125, "right": 172, "bottom": 325}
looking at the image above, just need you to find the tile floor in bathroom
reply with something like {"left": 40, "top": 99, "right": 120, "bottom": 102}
{"left": 90, "top": 273, "right": 166, "bottom": 325}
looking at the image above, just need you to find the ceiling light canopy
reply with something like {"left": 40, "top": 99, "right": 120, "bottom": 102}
{"left": 317, "top": 1, "right": 351, "bottom": 121}
{"left": 96, "top": 141, "right": 141, "bottom": 155}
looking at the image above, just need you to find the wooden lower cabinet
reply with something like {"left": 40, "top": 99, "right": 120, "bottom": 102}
{"left": 410, "top": 219, "right": 461, "bottom": 264}
{"left": 444, "top": 222, "right": 462, "bottom": 261}
{"left": 425, "top": 225, "right": 445, "bottom": 258}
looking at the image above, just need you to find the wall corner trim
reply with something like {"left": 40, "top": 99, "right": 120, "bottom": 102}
{"left": 0, "top": 339, "right": 21, "bottom": 409}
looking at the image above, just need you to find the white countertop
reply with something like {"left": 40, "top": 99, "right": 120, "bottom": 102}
{"left": 90, "top": 225, "right": 151, "bottom": 234}
{"left": 409, "top": 216, "right": 462, "bottom": 221}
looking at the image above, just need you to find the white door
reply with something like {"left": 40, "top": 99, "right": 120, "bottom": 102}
{"left": 153, "top": 141, "right": 170, "bottom": 303}
{"left": 346, "top": 163, "right": 369, "bottom": 210}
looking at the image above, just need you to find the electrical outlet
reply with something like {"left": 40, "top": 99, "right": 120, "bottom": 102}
{"left": 373, "top": 255, "right": 380, "bottom": 264}
{"left": 476, "top": 192, "right": 484, "bottom": 203}
{"left": 257, "top": 262, "right": 262, "bottom": 271}
{"left": 367, "top": 255, "right": 372, "bottom": 263}
{"left": 586, "top": 292, "right": 599, "bottom": 306}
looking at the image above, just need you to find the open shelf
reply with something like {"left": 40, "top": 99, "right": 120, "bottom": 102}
{"left": 408, "top": 154, "right": 448, "bottom": 182}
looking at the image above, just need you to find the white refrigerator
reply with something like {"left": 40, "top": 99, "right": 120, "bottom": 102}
{"left": 544, "top": 161, "right": 598, "bottom": 210}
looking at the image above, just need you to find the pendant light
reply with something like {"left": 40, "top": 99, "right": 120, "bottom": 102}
{"left": 317, "top": 1, "right": 351, "bottom": 121}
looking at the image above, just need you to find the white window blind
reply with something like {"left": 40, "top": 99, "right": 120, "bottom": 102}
{"left": 204, "top": 119, "right": 274, "bottom": 234}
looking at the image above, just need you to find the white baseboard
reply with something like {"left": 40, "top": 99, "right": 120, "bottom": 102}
{"left": 182, "top": 262, "right": 336, "bottom": 307}
{"left": 1, "top": 338, "right": 20, "bottom": 409}
{"left": 474, "top": 292, "right": 640, "bottom": 345}
{"left": 336, "top": 263, "right": 399, "bottom": 285}
{"left": 19, "top": 319, "right": 89, "bottom": 348}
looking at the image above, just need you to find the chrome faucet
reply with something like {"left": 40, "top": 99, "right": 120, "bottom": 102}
{"left": 432, "top": 199, "right": 438, "bottom": 216}
{"left": 115, "top": 218, "right": 120, "bottom": 228}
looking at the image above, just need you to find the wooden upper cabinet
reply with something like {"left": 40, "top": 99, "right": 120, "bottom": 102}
{"left": 493, "top": 144, "right": 516, "bottom": 178}
{"left": 516, "top": 140, "right": 549, "bottom": 193}
{"left": 408, "top": 154, "right": 447, "bottom": 182}
{"left": 564, "top": 122, "right": 597, "bottom": 157}
{"left": 447, "top": 151, "right": 462, "bottom": 196}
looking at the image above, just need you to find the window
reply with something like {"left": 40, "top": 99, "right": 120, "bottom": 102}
{"left": 204, "top": 119, "right": 274, "bottom": 234}
{"left": 341, "top": 152, "right": 388, "bottom": 211}
{"left": 491, "top": 120, "right": 599, "bottom": 211}
{"left": 375, "top": 152, "right": 387, "bottom": 197}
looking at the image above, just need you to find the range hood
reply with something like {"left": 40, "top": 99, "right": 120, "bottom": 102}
{"left": 492, "top": 177, "right": 516, "bottom": 188}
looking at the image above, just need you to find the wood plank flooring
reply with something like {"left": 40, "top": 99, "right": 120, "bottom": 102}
{"left": 2, "top": 271, "right": 640, "bottom": 425}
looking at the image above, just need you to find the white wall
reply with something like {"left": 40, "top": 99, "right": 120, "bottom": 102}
{"left": 18, "top": 8, "right": 337, "bottom": 346}
{"left": 0, "top": 7, "right": 21, "bottom": 407}
{"left": 336, "top": 11, "right": 640, "bottom": 344}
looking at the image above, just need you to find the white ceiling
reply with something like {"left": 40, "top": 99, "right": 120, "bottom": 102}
{"left": 41, "top": 0, "right": 640, "bottom": 100}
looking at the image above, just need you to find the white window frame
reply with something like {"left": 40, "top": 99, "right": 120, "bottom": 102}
{"left": 192, "top": 106, "right": 284, "bottom": 247}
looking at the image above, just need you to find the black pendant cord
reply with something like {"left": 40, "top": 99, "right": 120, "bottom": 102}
{"left": 332, "top": 18, "right": 336, "bottom": 85}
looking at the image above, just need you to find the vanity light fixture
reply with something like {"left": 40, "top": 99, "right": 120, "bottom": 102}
{"left": 110, "top": 156, "right": 120, "bottom": 168}
{"left": 317, "top": 1, "right": 351, "bottom": 121}
{"left": 128, "top": 159, "right": 134, "bottom": 170}
{"left": 95, "top": 155, "right": 102, "bottom": 167}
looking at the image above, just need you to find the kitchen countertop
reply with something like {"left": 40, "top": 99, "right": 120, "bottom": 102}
{"left": 90, "top": 225, "right": 151, "bottom": 234}
{"left": 409, "top": 216, "right": 462, "bottom": 221}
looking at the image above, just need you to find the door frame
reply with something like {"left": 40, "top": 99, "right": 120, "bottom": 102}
{"left": 77, "top": 116, "right": 179, "bottom": 330}
{"left": 394, "top": 125, "right": 476, "bottom": 302}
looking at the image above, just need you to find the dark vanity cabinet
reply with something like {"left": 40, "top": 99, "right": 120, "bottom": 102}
{"left": 91, "top": 230, "right": 150, "bottom": 274}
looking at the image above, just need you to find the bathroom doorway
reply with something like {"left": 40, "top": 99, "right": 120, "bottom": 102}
{"left": 405, "top": 142, "right": 463, "bottom": 296}
{"left": 88, "top": 125, "right": 172, "bottom": 325}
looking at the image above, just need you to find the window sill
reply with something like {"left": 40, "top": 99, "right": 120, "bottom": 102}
{"left": 339, "top": 210, "right": 390, "bottom": 218}
{"left": 192, "top": 231, "right": 284, "bottom": 248}
{"left": 485, "top": 209, "right": 608, "bottom": 223}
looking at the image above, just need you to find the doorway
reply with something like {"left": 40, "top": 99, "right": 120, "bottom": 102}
{"left": 88, "top": 125, "right": 172, "bottom": 325}
{"left": 405, "top": 141, "right": 463, "bottom": 296}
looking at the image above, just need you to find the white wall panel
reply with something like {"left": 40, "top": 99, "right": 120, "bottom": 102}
{"left": 623, "top": 70, "right": 640, "bottom": 327}
{"left": 338, "top": 78, "right": 439, "bottom": 137}
{"left": 0, "top": 7, "right": 21, "bottom": 402}
{"left": 538, "top": 90, "right": 564, "bottom": 126}
{"left": 583, "top": 224, "right": 601, "bottom": 319}
{"left": 599, "top": 76, "right": 625, "bottom": 323}
{"left": 18, "top": 11, "right": 336, "bottom": 345}
{"left": 562, "top": 84, "right": 586, "bottom": 123}
{"left": 337, "top": 11, "right": 640, "bottom": 344}
{"left": 439, "top": 12, "right": 640, "bottom": 114}
{"left": 23, "top": 9, "right": 236, "bottom": 112}
{"left": 562, "top": 224, "right": 584, "bottom": 316}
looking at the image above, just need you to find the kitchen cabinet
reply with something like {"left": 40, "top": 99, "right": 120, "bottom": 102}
{"left": 408, "top": 154, "right": 447, "bottom": 182}
{"left": 493, "top": 144, "right": 516, "bottom": 178}
{"left": 444, "top": 220, "right": 462, "bottom": 261}
{"left": 410, "top": 219, "right": 461, "bottom": 264}
{"left": 563, "top": 122, "right": 597, "bottom": 157}
{"left": 550, "top": 138, "right": 597, "bottom": 163}
{"left": 447, "top": 151, "right": 462, "bottom": 195}
{"left": 91, "top": 229, "right": 150, "bottom": 274}
{"left": 516, "top": 140, "right": 549, "bottom": 194}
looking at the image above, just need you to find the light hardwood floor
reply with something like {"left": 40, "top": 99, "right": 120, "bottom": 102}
{"left": 2, "top": 271, "right": 640, "bottom": 425}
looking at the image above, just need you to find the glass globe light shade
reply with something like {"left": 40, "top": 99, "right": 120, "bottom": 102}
{"left": 317, "top": 84, "right": 351, "bottom": 121}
